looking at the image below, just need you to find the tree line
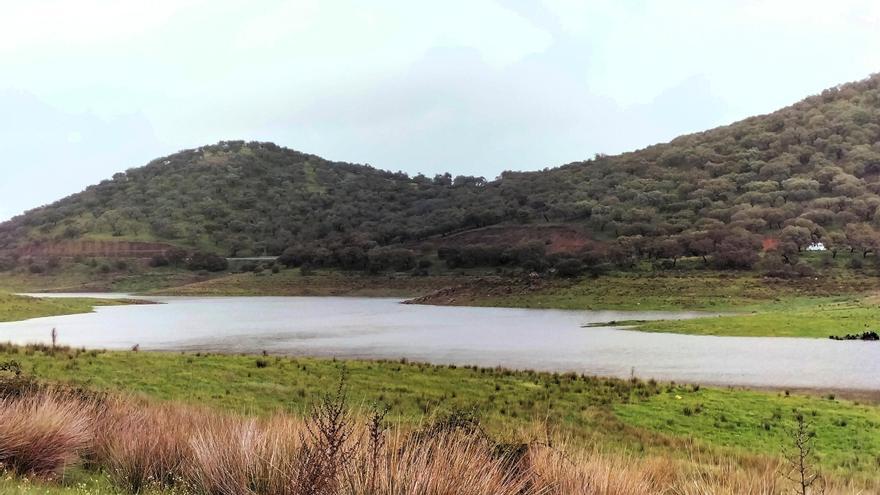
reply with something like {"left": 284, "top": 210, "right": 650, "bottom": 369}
{"left": 2, "top": 75, "right": 880, "bottom": 270}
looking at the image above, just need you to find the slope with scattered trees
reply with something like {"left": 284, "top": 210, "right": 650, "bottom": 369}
{"left": 2, "top": 74, "right": 880, "bottom": 277}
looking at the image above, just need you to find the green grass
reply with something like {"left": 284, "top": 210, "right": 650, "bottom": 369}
{"left": 633, "top": 296, "right": 880, "bottom": 338}
{"left": 615, "top": 386, "right": 880, "bottom": 474}
{"left": 3, "top": 347, "right": 879, "bottom": 478}
{"left": 0, "top": 472, "right": 119, "bottom": 495}
{"left": 151, "top": 269, "right": 470, "bottom": 298}
{"left": 0, "top": 264, "right": 211, "bottom": 294}
{"left": 0, "top": 293, "right": 129, "bottom": 323}
{"left": 467, "top": 271, "right": 880, "bottom": 338}
{"left": 472, "top": 271, "right": 878, "bottom": 311}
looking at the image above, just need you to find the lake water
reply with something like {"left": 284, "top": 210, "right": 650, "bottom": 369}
{"left": 3, "top": 295, "right": 879, "bottom": 391}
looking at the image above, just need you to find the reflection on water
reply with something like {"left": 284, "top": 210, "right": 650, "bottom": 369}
{"left": 2, "top": 295, "right": 879, "bottom": 391}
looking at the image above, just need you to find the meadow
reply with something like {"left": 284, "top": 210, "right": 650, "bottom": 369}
{"left": 0, "top": 293, "right": 129, "bottom": 323}
{"left": 2, "top": 345, "right": 879, "bottom": 485}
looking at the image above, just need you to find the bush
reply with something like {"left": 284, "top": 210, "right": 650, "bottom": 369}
{"left": 554, "top": 258, "right": 585, "bottom": 278}
{"left": 367, "top": 247, "right": 416, "bottom": 273}
{"left": 0, "top": 392, "right": 94, "bottom": 477}
{"left": 279, "top": 246, "right": 316, "bottom": 268}
{"left": 186, "top": 252, "right": 229, "bottom": 272}
{"left": 149, "top": 255, "right": 170, "bottom": 268}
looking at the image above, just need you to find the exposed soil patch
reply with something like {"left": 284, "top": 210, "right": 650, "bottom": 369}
{"left": 16, "top": 240, "right": 178, "bottom": 259}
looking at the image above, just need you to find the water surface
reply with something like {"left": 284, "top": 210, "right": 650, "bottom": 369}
{"left": 3, "top": 295, "right": 878, "bottom": 391}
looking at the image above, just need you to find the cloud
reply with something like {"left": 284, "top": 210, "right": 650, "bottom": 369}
{"left": 0, "top": 90, "right": 165, "bottom": 219}
{"left": 0, "top": 0, "right": 878, "bottom": 218}
{"left": 257, "top": 46, "right": 727, "bottom": 178}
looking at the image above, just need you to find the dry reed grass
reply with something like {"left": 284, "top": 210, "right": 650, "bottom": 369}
{"left": 0, "top": 389, "right": 876, "bottom": 495}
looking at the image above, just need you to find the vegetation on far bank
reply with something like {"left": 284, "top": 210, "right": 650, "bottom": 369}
{"left": 631, "top": 295, "right": 880, "bottom": 337}
{"left": 148, "top": 268, "right": 473, "bottom": 298}
{"left": 0, "top": 293, "right": 131, "bottom": 323}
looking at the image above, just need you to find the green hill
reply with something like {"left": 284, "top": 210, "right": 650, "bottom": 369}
{"left": 2, "top": 74, "right": 880, "bottom": 272}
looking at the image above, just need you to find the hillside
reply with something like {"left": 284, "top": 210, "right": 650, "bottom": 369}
{"left": 2, "top": 74, "right": 880, "bottom": 272}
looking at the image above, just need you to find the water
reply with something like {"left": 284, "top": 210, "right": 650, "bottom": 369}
{"left": 3, "top": 295, "right": 879, "bottom": 391}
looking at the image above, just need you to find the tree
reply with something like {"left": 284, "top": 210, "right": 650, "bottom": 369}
{"left": 186, "top": 251, "right": 228, "bottom": 272}
{"left": 845, "top": 223, "right": 879, "bottom": 257}
{"left": 366, "top": 247, "right": 416, "bottom": 273}
{"left": 554, "top": 258, "right": 585, "bottom": 278}
{"left": 653, "top": 237, "right": 685, "bottom": 267}
{"left": 711, "top": 228, "right": 761, "bottom": 269}
{"left": 782, "top": 413, "right": 825, "bottom": 495}
{"left": 779, "top": 225, "right": 813, "bottom": 252}
{"left": 824, "top": 231, "right": 846, "bottom": 259}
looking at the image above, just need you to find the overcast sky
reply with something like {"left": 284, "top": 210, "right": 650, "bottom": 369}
{"left": 1, "top": 0, "right": 879, "bottom": 221}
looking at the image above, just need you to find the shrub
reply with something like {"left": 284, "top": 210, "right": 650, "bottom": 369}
{"left": 186, "top": 252, "right": 229, "bottom": 272}
{"left": 148, "top": 255, "right": 169, "bottom": 268}
{"left": 554, "top": 258, "right": 585, "bottom": 278}
{"left": 0, "top": 392, "right": 94, "bottom": 477}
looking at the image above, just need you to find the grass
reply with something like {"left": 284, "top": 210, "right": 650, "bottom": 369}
{"left": 615, "top": 386, "right": 880, "bottom": 473}
{"left": 0, "top": 293, "right": 130, "bottom": 323}
{"left": 7, "top": 387, "right": 850, "bottom": 495}
{"left": 150, "top": 269, "right": 471, "bottom": 298}
{"left": 464, "top": 271, "right": 880, "bottom": 338}
{"left": 2, "top": 345, "right": 879, "bottom": 480}
{"left": 470, "top": 271, "right": 878, "bottom": 311}
{"left": 0, "top": 265, "right": 211, "bottom": 294}
{"left": 633, "top": 295, "right": 880, "bottom": 338}
{"left": 0, "top": 475, "right": 118, "bottom": 495}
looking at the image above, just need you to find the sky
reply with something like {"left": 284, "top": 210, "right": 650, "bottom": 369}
{"left": 1, "top": 0, "right": 879, "bottom": 221}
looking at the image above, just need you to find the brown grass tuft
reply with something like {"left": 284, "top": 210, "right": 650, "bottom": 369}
{"left": 1, "top": 389, "right": 878, "bottom": 494}
{"left": 0, "top": 391, "right": 94, "bottom": 477}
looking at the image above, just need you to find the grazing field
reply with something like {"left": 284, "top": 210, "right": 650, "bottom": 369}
{"left": 0, "top": 265, "right": 213, "bottom": 294}
{"left": 633, "top": 296, "right": 880, "bottom": 338}
{"left": 462, "top": 271, "right": 876, "bottom": 311}
{"left": 0, "top": 293, "right": 130, "bottom": 323}
{"left": 451, "top": 271, "right": 880, "bottom": 338}
{"left": 2, "top": 345, "right": 879, "bottom": 481}
{"left": 150, "top": 269, "right": 470, "bottom": 298}
{"left": 9, "top": 387, "right": 872, "bottom": 495}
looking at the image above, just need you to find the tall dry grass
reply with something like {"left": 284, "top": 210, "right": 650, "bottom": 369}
{"left": 0, "top": 391, "right": 95, "bottom": 478}
{"left": 0, "top": 389, "right": 876, "bottom": 495}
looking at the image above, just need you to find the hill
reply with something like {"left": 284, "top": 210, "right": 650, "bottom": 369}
{"left": 2, "top": 74, "right": 880, "bottom": 274}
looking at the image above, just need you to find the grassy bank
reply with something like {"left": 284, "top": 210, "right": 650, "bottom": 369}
{"left": 0, "top": 266, "right": 212, "bottom": 294}
{"left": 632, "top": 295, "right": 880, "bottom": 337}
{"left": 149, "top": 269, "right": 469, "bottom": 298}
{"left": 3, "top": 345, "right": 879, "bottom": 480}
{"left": 431, "top": 271, "right": 880, "bottom": 338}
{"left": 464, "top": 271, "right": 876, "bottom": 311}
{"left": 0, "top": 293, "right": 131, "bottom": 323}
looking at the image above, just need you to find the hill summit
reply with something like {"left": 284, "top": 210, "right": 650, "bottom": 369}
{"left": 3, "top": 74, "right": 880, "bottom": 270}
